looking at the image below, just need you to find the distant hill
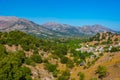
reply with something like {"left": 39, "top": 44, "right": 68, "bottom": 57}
{"left": 0, "top": 16, "right": 117, "bottom": 38}
{"left": 90, "top": 32, "right": 120, "bottom": 41}
{"left": 79, "top": 24, "right": 115, "bottom": 35}
{"left": 42, "top": 22, "right": 85, "bottom": 37}
{"left": 42, "top": 22, "right": 116, "bottom": 35}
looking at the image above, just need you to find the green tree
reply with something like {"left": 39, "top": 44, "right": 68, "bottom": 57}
{"left": 0, "top": 44, "right": 7, "bottom": 59}
{"left": 0, "top": 51, "right": 32, "bottom": 80}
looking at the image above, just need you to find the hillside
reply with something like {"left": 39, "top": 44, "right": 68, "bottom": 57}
{"left": 0, "top": 16, "right": 117, "bottom": 38}
{"left": 0, "top": 16, "right": 64, "bottom": 38}
{"left": 42, "top": 22, "right": 115, "bottom": 36}
{"left": 42, "top": 22, "right": 83, "bottom": 36}
{"left": 79, "top": 24, "right": 114, "bottom": 35}
{"left": 0, "top": 31, "right": 120, "bottom": 80}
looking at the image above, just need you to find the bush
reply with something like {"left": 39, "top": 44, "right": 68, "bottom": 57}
{"left": 25, "top": 58, "right": 35, "bottom": 66}
{"left": 73, "top": 57, "right": 80, "bottom": 65}
{"left": 52, "top": 45, "right": 68, "bottom": 56}
{"left": 96, "top": 66, "right": 107, "bottom": 79}
{"left": 66, "top": 59, "right": 74, "bottom": 68}
{"left": 78, "top": 72, "right": 85, "bottom": 80}
{"left": 110, "top": 47, "right": 120, "bottom": 52}
{"left": 30, "top": 54, "right": 42, "bottom": 63}
{"left": 99, "top": 53, "right": 103, "bottom": 56}
{"left": 79, "top": 52, "right": 93, "bottom": 60}
{"left": 58, "top": 70, "right": 70, "bottom": 80}
{"left": 53, "top": 70, "right": 58, "bottom": 77}
{"left": 60, "top": 56, "right": 68, "bottom": 64}
{"left": 44, "top": 63, "right": 57, "bottom": 72}
{"left": 33, "top": 49, "right": 39, "bottom": 54}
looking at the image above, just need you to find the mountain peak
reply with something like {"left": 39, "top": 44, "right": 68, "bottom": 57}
{"left": 43, "top": 22, "right": 59, "bottom": 25}
{"left": 43, "top": 22, "right": 72, "bottom": 27}
{"left": 0, "top": 16, "right": 117, "bottom": 38}
{"left": 0, "top": 16, "right": 19, "bottom": 21}
{"left": 42, "top": 22, "right": 74, "bottom": 30}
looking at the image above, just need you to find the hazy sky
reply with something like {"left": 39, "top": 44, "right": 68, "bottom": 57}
{"left": 0, "top": 0, "right": 120, "bottom": 31}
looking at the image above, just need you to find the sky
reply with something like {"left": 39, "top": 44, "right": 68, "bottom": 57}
{"left": 0, "top": 0, "right": 120, "bottom": 31}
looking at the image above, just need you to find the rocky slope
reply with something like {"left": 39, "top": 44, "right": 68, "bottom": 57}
{"left": 0, "top": 16, "right": 117, "bottom": 38}
{"left": 42, "top": 22, "right": 115, "bottom": 35}
{"left": 0, "top": 16, "right": 58, "bottom": 38}
{"left": 79, "top": 24, "right": 114, "bottom": 35}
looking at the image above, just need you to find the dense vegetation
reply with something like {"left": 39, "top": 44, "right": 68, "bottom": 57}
{"left": 0, "top": 31, "right": 118, "bottom": 80}
{"left": 0, "top": 45, "right": 31, "bottom": 80}
{"left": 0, "top": 31, "right": 91, "bottom": 80}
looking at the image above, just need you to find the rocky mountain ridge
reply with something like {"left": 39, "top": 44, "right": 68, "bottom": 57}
{"left": 0, "top": 16, "right": 117, "bottom": 38}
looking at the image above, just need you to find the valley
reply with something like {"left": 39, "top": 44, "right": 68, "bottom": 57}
{"left": 1, "top": 0, "right": 120, "bottom": 80}
{"left": 0, "top": 31, "right": 120, "bottom": 80}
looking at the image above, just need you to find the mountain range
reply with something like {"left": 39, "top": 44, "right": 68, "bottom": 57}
{"left": 0, "top": 16, "right": 117, "bottom": 38}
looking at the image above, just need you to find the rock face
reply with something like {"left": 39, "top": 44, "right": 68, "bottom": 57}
{"left": 24, "top": 64, "right": 54, "bottom": 80}
{"left": 42, "top": 22, "right": 115, "bottom": 36}
{"left": 80, "top": 24, "right": 114, "bottom": 35}
{"left": 0, "top": 16, "right": 56, "bottom": 38}
{"left": 0, "top": 16, "right": 116, "bottom": 38}
{"left": 42, "top": 22, "right": 81, "bottom": 36}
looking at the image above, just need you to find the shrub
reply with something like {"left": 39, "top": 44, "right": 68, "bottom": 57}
{"left": 78, "top": 72, "right": 85, "bottom": 80}
{"left": 44, "top": 63, "right": 57, "bottom": 72}
{"left": 30, "top": 54, "right": 42, "bottom": 63}
{"left": 60, "top": 56, "right": 68, "bottom": 64}
{"left": 33, "top": 49, "right": 39, "bottom": 54}
{"left": 99, "top": 53, "right": 103, "bottom": 56}
{"left": 66, "top": 59, "right": 74, "bottom": 68}
{"left": 58, "top": 70, "right": 70, "bottom": 80}
{"left": 96, "top": 66, "right": 107, "bottom": 79}
{"left": 52, "top": 45, "right": 68, "bottom": 56}
{"left": 53, "top": 70, "right": 58, "bottom": 77}
{"left": 25, "top": 58, "right": 35, "bottom": 66}
{"left": 110, "top": 47, "right": 119, "bottom": 52}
